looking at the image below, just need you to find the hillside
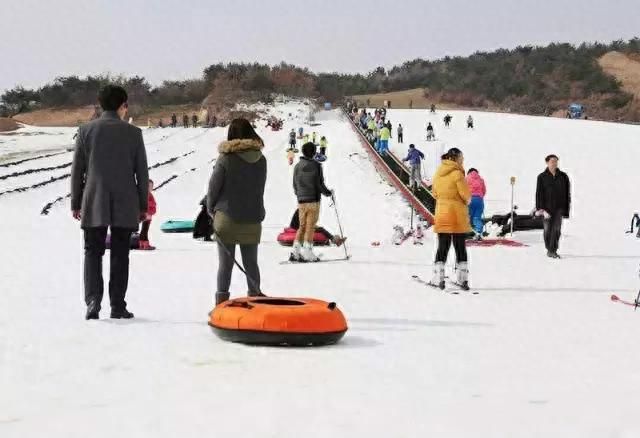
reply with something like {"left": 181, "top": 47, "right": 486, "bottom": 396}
{"left": 0, "top": 117, "right": 20, "bottom": 132}
{"left": 3, "top": 39, "right": 640, "bottom": 125}
{"left": 599, "top": 51, "right": 640, "bottom": 100}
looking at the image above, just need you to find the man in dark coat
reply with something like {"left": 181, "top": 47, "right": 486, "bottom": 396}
{"left": 71, "top": 85, "right": 149, "bottom": 320}
{"left": 535, "top": 154, "right": 571, "bottom": 258}
{"left": 291, "top": 142, "right": 333, "bottom": 262}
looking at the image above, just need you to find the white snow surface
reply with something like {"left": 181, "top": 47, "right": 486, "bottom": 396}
{"left": 1, "top": 104, "right": 640, "bottom": 437}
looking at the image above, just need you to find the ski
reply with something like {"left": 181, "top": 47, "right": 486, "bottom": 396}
{"left": 279, "top": 256, "right": 351, "bottom": 265}
{"left": 448, "top": 280, "right": 479, "bottom": 295}
{"left": 610, "top": 294, "right": 640, "bottom": 309}
{"left": 411, "top": 275, "right": 459, "bottom": 294}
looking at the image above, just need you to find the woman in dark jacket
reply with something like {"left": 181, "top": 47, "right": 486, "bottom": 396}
{"left": 207, "top": 119, "right": 267, "bottom": 305}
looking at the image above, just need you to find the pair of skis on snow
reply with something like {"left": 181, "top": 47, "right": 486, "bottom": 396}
{"left": 279, "top": 255, "right": 351, "bottom": 265}
{"left": 411, "top": 274, "right": 478, "bottom": 295}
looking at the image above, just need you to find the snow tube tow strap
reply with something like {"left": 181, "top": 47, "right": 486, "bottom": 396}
{"left": 160, "top": 220, "right": 195, "bottom": 233}
{"left": 209, "top": 297, "right": 348, "bottom": 346}
{"left": 466, "top": 238, "right": 527, "bottom": 247}
{"left": 276, "top": 227, "right": 331, "bottom": 246}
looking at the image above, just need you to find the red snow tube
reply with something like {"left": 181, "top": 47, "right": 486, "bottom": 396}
{"left": 277, "top": 227, "right": 331, "bottom": 246}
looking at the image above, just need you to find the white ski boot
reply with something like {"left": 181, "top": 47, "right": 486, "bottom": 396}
{"left": 430, "top": 262, "right": 445, "bottom": 290}
{"left": 289, "top": 241, "right": 303, "bottom": 262}
{"left": 455, "top": 262, "right": 470, "bottom": 291}
{"left": 301, "top": 242, "right": 320, "bottom": 262}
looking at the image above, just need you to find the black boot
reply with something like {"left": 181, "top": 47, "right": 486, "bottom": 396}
{"left": 85, "top": 300, "right": 100, "bottom": 320}
{"left": 110, "top": 308, "right": 134, "bottom": 319}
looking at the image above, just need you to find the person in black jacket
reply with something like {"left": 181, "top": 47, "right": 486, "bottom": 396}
{"left": 535, "top": 154, "right": 571, "bottom": 258}
{"left": 291, "top": 142, "right": 333, "bottom": 261}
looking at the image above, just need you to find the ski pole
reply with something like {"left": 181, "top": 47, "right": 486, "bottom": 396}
{"left": 510, "top": 176, "right": 516, "bottom": 237}
{"left": 330, "top": 193, "right": 349, "bottom": 259}
{"left": 213, "top": 232, "right": 262, "bottom": 295}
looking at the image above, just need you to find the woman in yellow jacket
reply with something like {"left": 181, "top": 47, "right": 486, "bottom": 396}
{"left": 431, "top": 147, "right": 472, "bottom": 291}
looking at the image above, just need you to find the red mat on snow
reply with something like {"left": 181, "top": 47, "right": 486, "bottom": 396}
{"left": 466, "top": 238, "right": 527, "bottom": 247}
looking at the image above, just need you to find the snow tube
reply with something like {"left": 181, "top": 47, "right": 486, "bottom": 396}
{"left": 105, "top": 233, "right": 140, "bottom": 250}
{"left": 209, "top": 297, "right": 348, "bottom": 346}
{"left": 160, "top": 219, "right": 195, "bottom": 233}
{"left": 276, "top": 227, "right": 331, "bottom": 246}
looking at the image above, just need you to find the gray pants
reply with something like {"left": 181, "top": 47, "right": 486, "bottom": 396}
{"left": 409, "top": 164, "right": 422, "bottom": 188}
{"left": 216, "top": 242, "right": 260, "bottom": 295}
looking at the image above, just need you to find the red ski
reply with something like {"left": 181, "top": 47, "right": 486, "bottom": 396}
{"left": 610, "top": 294, "right": 640, "bottom": 309}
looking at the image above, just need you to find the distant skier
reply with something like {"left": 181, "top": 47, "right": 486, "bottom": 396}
{"left": 426, "top": 122, "right": 435, "bottom": 141}
{"left": 402, "top": 144, "right": 425, "bottom": 190}
{"left": 466, "top": 168, "right": 487, "bottom": 240}
{"left": 535, "top": 154, "right": 571, "bottom": 259}
{"left": 467, "top": 115, "right": 474, "bottom": 129}
{"left": 287, "top": 148, "right": 296, "bottom": 166}
{"left": 289, "top": 129, "right": 297, "bottom": 149}
{"left": 158, "top": 119, "right": 164, "bottom": 128}
{"left": 192, "top": 114, "right": 199, "bottom": 128}
{"left": 378, "top": 124, "right": 391, "bottom": 155}
{"left": 291, "top": 142, "right": 334, "bottom": 262}
{"left": 444, "top": 114, "right": 452, "bottom": 127}
{"left": 312, "top": 132, "right": 317, "bottom": 144}
{"left": 298, "top": 126, "right": 304, "bottom": 139}
{"left": 319, "top": 136, "right": 328, "bottom": 156}
{"left": 430, "top": 104, "right": 436, "bottom": 113}
{"left": 183, "top": 114, "right": 189, "bottom": 128}
{"left": 430, "top": 147, "right": 472, "bottom": 291}
{"left": 397, "top": 123, "right": 404, "bottom": 143}
{"left": 171, "top": 113, "right": 177, "bottom": 128}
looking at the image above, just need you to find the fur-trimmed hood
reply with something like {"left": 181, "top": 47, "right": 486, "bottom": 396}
{"left": 218, "top": 139, "right": 263, "bottom": 154}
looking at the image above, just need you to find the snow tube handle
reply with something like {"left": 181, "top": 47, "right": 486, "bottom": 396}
{"left": 226, "top": 301, "right": 254, "bottom": 309}
{"left": 327, "top": 302, "right": 337, "bottom": 311}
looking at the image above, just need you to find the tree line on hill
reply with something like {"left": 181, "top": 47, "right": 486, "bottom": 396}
{"left": 1, "top": 38, "right": 639, "bottom": 121}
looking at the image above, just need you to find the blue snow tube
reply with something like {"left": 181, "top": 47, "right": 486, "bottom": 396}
{"left": 160, "top": 220, "right": 195, "bottom": 233}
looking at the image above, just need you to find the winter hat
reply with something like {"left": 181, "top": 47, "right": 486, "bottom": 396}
{"left": 467, "top": 168, "right": 478, "bottom": 175}
{"left": 302, "top": 142, "right": 317, "bottom": 158}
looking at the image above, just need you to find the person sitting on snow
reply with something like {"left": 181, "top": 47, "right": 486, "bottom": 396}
{"left": 291, "top": 142, "right": 334, "bottom": 262}
{"left": 402, "top": 144, "right": 425, "bottom": 190}
{"left": 289, "top": 209, "right": 345, "bottom": 247}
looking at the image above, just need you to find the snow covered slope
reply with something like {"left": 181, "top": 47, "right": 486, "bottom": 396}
{"left": 1, "top": 105, "right": 640, "bottom": 438}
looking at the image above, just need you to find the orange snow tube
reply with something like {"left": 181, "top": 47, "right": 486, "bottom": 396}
{"left": 209, "top": 297, "right": 348, "bottom": 346}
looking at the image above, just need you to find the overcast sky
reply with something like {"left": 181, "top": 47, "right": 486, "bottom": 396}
{"left": 2, "top": 0, "right": 639, "bottom": 92}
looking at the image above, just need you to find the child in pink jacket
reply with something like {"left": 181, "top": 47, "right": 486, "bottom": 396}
{"left": 466, "top": 168, "right": 486, "bottom": 238}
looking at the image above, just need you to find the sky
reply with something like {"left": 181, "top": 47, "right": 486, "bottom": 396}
{"left": 1, "top": 0, "right": 639, "bottom": 93}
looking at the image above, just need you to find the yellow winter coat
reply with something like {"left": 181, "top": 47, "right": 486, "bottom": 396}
{"left": 432, "top": 160, "right": 472, "bottom": 234}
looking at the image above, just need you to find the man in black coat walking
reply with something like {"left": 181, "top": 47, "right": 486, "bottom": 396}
{"left": 535, "top": 154, "right": 571, "bottom": 258}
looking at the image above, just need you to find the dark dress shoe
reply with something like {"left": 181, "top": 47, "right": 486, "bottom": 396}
{"left": 85, "top": 301, "right": 100, "bottom": 320}
{"left": 110, "top": 309, "right": 135, "bottom": 319}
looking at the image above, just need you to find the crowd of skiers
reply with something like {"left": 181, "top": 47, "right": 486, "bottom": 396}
{"left": 288, "top": 127, "right": 330, "bottom": 164}
{"left": 148, "top": 112, "right": 220, "bottom": 129}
